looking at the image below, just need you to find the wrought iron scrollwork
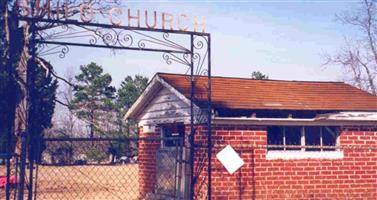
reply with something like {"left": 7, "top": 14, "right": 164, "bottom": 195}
{"left": 162, "top": 52, "right": 191, "bottom": 66}
{"left": 37, "top": 43, "right": 70, "bottom": 58}
{"left": 193, "top": 35, "right": 209, "bottom": 77}
{"left": 34, "top": 21, "right": 192, "bottom": 57}
{"left": 38, "top": 24, "right": 98, "bottom": 44}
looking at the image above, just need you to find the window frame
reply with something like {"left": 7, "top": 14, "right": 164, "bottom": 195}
{"left": 267, "top": 126, "right": 340, "bottom": 152}
{"left": 266, "top": 126, "right": 343, "bottom": 160}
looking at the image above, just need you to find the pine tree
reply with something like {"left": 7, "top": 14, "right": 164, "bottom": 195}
{"left": 70, "top": 62, "right": 116, "bottom": 138}
{"left": 108, "top": 75, "right": 148, "bottom": 162}
{"left": 115, "top": 75, "right": 148, "bottom": 135}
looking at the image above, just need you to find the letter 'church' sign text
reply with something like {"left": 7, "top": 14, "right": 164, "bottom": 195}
{"left": 16, "top": 0, "right": 206, "bottom": 33}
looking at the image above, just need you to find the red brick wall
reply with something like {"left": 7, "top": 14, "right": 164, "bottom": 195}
{"left": 138, "top": 126, "right": 161, "bottom": 198}
{"left": 138, "top": 124, "right": 377, "bottom": 199}
{"left": 195, "top": 125, "right": 377, "bottom": 200}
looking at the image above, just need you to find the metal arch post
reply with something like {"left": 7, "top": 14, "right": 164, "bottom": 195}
{"left": 188, "top": 33, "right": 212, "bottom": 200}
{"left": 207, "top": 35, "right": 212, "bottom": 200}
{"left": 189, "top": 33, "right": 196, "bottom": 200}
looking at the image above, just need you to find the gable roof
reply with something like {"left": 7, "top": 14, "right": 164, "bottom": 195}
{"left": 124, "top": 73, "right": 197, "bottom": 120}
{"left": 158, "top": 73, "right": 377, "bottom": 111}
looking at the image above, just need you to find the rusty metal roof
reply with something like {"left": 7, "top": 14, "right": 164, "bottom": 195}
{"left": 158, "top": 73, "right": 377, "bottom": 111}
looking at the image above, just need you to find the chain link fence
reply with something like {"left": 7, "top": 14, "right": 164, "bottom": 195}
{"left": 8, "top": 137, "right": 183, "bottom": 200}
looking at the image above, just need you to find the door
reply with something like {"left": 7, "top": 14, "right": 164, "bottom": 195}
{"left": 155, "top": 124, "right": 185, "bottom": 199}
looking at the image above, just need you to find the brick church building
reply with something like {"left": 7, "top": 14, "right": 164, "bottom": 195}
{"left": 125, "top": 73, "right": 377, "bottom": 200}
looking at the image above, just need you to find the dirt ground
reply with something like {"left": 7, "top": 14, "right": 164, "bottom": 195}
{"left": 0, "top": 164, "right": 139, "bottom": 200}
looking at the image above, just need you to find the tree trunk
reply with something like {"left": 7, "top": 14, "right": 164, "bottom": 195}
{"left": 3, "top": 6, "right": 30, "bottom": 157}
{"left": 13, "top": 25, "right": 29, "bottom": 156}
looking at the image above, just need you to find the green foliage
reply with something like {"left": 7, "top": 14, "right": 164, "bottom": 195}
{"left": 0, "top": 1, "right": 17, "bottom": 155}
{"left": 26, "top": 59, "right": 58, "bottom": 162}
{"left": 70, "top": 62, "right": 116, "bottom": 137}
{"left": 251, "top": 71, "right": 269, "bottom": 80}
{"left": 86, "top": 147, "right": 107, "bottom": 164}
{"left": 29, "top": 59, "right": 58, "bottom": 140}
{"left": 107, "top": 75, "right": 148, "bottom": 160}
{"left": 113, "top": 75, "right": 148, "bottom": 136}
{"left": 117, "top": 75, "right": 149, "bottom": 109}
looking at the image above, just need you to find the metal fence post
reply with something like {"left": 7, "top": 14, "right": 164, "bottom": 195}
{"left": 5, "top": 108, "right": 12, "bottom": 200}
{"left": 5, "top": 152, "right": 11, "bottom": 200}
{"left": 17, "top": 132, "right": 28, "bottom": 200}
{"left": 18, "top": 1, "right": 37, "bottom": 199}
{"left": 27, "top": 138, "right": 35, "bottom": 200}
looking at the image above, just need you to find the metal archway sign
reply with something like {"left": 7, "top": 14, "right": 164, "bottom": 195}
{"left": 5, "top": 1, "right": 212, "bottom": 200}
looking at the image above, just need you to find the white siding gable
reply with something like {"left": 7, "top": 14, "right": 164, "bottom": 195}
{"left": 138, "top": 87, "right": 191, "bottom": 126}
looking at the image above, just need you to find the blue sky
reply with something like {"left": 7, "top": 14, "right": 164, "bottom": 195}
{"left": 48, "top": 0, "right": 360, "bottom": 88}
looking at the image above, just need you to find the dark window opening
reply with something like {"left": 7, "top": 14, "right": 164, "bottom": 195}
{"left": 267, "top": 126, "right": 338, "bottom": 151}
{"left": 161, "top": 124, "right": 184, "bottom": 148}
{"left": 285, "top": 126, "right": 301, "bottom": 150}
{"left": 305, "top": 126, "right": 321, "bottom": 151}
{"left": 322, "top": 127, "right": 337, "bottom": 151}
{"left": 267, "top": 127, "right": 284, "bottom": 150}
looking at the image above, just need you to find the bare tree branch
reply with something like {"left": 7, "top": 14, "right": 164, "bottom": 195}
{"left": 54, "top": 98, "right": 69, "bottom": 107}
{"left": 36, "top": 57, "right": 76, "bottom": 87}
{"left": 325, "top": 0, "right": 377, "bottom": 95}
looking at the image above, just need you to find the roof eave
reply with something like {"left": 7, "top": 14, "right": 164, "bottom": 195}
{"left": 213, "top": 113, "right": 377, "bottom": 126}
{"left": 124, "top": 74, "right": 199, "bottom": 121}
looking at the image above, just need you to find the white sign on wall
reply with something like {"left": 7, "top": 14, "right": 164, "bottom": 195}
{"left": 216, "top": 145, "right": 244, "bottom": 174}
